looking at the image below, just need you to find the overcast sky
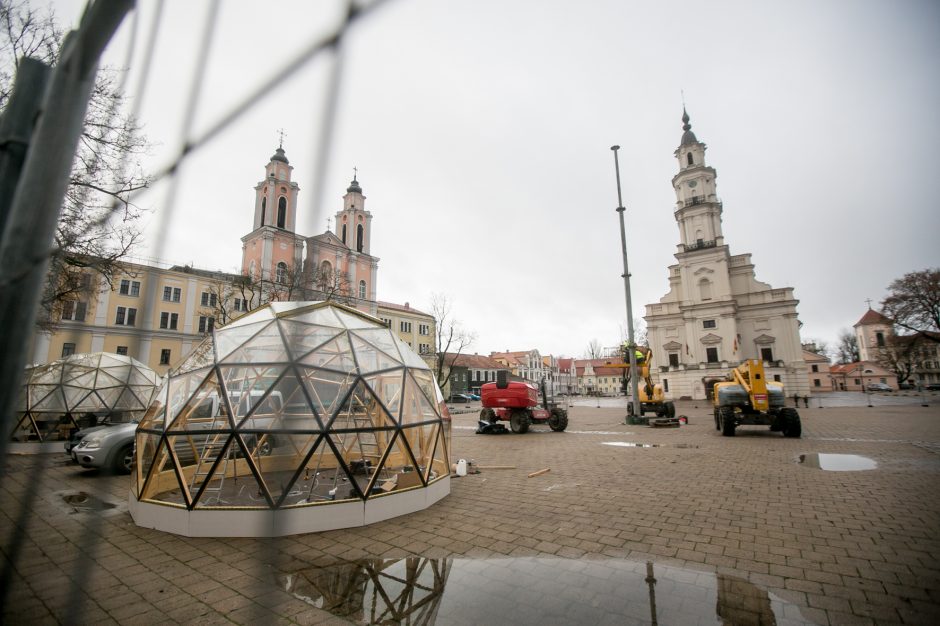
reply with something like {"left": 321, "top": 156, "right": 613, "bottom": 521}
{"left": 48, "top": 0, "right": 940, "bottom": 359}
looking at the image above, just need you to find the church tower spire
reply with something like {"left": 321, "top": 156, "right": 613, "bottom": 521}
{"left": 671, "top": 108, "right": 724, "bottom": 252}
{"left": 336, "top": 169, "right": 372, "bottom": 255}
{"left": 240, "top": 140, "right": 305, "bottom": 282}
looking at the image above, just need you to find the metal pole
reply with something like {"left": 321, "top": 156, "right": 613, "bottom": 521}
{"left": 611, "top": 145, "right": 641, "bottom": 419}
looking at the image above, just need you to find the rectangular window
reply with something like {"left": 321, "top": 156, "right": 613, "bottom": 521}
{"left": 116, "top": 346, "right": 128, "bottom": 356}
{"left": 126, "top": 308, "right": 136, "bottom": 326}
{"left": 400, "top": 321, "right": 412, "bottom": 333}
{"left": 419, "top": 324, "right": 429, "bottom": 335}
{"left": 160, "top": 349, "right": 171, "bottom": 365}
{"left": 760, "top": 347, "right": 774, "bottom": 362}
{"left": 120, "top": 279, "right": 130, "bottom": 295}
{"left": 61, "top": 300, "right": 87, "bottom": 322}
{"left": 130, "top": 281, "right": 140, "bottom": 297}
{"left": 813, "top": 379, "right": 821, "bottom": 387}
{"left": 116, "top": 306, "right": 125, "bottom": 325}
{"left": 854, "top": 378, "right": 860, "bottom": 385}
{"left": 198, "top": 316, "right": 215, "bottom": 333}
{"left": 159, "top": 312, "right": 178, "bottom": 330}
{"left": 381, "top": 317, "right": 392, "bottom": 327}
{"left": 668, "top": 353, "right": 679, "bottom": 367}
{"left": 61, "top": 343, "right": 75, "bottom": 357}
{"left": 703, "top": 319, "right": 716, "bottom": 329}
{"left": 706, "top": 347, "right": 719, "bottom": 363}
{"left": 163, "top": 286, "right": 172, "bottom": 301}
{"left": 116, "top": 307, "right": 137, "bottom": 326}
{"left": 811, "top": 364, "right": 819, "bottom": 373}
{"left": 119, "top": 279, "right": 140, "bottom": 297}
{"left": 663, "top": 378, "right": 669, "bottom": 392}
{"left": 234, "top": 298, "right": 243, "bottom": 312}
{"left": 876, "top": 332, "right": 885, "bottom": 347}
{"left": 773, "top": 375, "right": 781, "bottom": 382}
{"left": 200, "top": 292, "right": 217, "bottom": 307}
{"left": 173, "top": 287, "right": 181, "bottom": 302}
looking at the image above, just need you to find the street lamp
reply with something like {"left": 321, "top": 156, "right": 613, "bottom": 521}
{"left": 610, "top": 145, "right": 641, "bottom": 420}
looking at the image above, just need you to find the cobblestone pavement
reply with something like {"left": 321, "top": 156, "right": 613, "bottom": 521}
{"left": 2, "top": 401, "right": 939, "bottom": 624}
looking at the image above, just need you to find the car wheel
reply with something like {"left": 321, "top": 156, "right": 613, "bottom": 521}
{"left": 112, "top": 443, "right": 134, "bottom": 474}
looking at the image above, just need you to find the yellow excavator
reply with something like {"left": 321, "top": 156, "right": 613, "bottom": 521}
{"left": 711, "top": 359, "right": 801, "bottom": 437}
{"left": 605, "top": 345, "right": 676, "bottom": 420}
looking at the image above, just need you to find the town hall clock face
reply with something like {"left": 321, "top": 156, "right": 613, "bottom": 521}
{"left": 687, "top": 180, "right": 698, "bottom": 188}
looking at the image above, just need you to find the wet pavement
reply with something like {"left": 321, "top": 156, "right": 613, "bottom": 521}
{"left": 2, "top": 400, "right": 939, "bottom": 624}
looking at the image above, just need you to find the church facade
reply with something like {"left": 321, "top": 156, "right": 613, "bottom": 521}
{"left": 644, "top": 111, "right": 808, "bottom": 400}
{"left": 240, "top": 146, "right": 379, "bottom": 317}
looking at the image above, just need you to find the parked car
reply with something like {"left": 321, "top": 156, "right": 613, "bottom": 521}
{"left": 69, "top": 421, "right": 138, "bottom": 474}
{"left": 467, "top": 392, "right": 481, "bottom": 401}
{"left": 866, "top": 383, "right": 893, "bottom": 393}
{"left": 898, "top": 382, "right": 915, "bottom": 390}
{"left": 925, "top": 383, "right": 940, "bottom": 391}
{"left": 448, "top": 393, "right": 472, "bottom": 403}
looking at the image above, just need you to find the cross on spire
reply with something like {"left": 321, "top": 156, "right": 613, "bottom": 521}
{"left": 353, "top": 165, "right": 358, "bottom": 181}
{"left": 865, "top": 298, "right": 873, "bottom": 309}
{"left": 326, "top": 217, "right": 332, "bottom": 232}
{"left": 277, "top": 128, "right": 286, "bottom": 149}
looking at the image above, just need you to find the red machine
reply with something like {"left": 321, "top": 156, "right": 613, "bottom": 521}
{"left": 479, "top": 376, "right": 568, "bottom": 434}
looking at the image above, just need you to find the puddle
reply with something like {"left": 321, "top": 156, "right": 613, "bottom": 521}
{"left": 60, "top": 491, "right": 118, "bottom": 513}
{"left": 602, "top": 441, "right": 699, "bottom": 449}
{"left": 799, "top": 453, "right": 877, "bottom": 471}
{"left": 276, "top": 556, "right": 811, "bottom": 625}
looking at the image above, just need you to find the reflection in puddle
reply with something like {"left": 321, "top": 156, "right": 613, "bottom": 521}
{"left": 799, "top": 453, "right": 877, "bottom": 471}
{"left": 61, "top": 491, "right": 117, "bottom": 513}
{"left": 277, "top": 556, "right": 812, "bottom": 625}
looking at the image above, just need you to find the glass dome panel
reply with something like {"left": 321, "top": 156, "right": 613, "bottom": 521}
{"left": 363, "top": 370, "right": 405, "bottom": 424}
{"left": 298, "top": 368, "right": 356, "bottom": 422}
{"left": 278, "top": 320, "right": 342, "bottom": 361}
{"left": 350, "top": 328, "right": 404, "bottom": 361}
{"left": 350, "top": 334, "right": 403, "bottom": 374}
{"left": 298, "top": 334, "right": 356, "bottom": 373}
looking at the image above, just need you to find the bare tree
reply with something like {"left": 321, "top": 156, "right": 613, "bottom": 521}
{"left": 584, "top": 339, "right": 603, "bottom": 359}
{"left": 1, "top": 1, "right": 149, "bottom": 330}
{"left": 206, "top": 274, "right": 265, "bottom": 327}
{"left": 873, "top": 335, "right": 919, "bottom": 385}
{"left": 308, "top": 263, "right": 353, "bottom": 305}
{"left": 835, "top": 329, "right": 860, "bottom": 364}
{"left": 430, "top": 293, "right": 475, "bottom": 391}
{"left": 881, "top": 268, "right": 940, "bottom": 343}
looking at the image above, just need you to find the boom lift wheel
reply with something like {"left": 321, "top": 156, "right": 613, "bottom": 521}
{"left": 720, "top": 406, "right": 736, "bottom": 437}
{"left": 509, "top": 409, "right": 530, "bottom": 434}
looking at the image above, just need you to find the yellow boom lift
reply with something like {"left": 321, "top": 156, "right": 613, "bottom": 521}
{"left": 606, "top": 345, "right": 676, "bottom": 422}
{"left": 711, "top": 359, "right": 801, "bottom": 437}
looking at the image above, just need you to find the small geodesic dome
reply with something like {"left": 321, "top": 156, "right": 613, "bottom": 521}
{"left": 11, "top": 352, "right": 160, "bottom": 444}
{"left": 130, "top": 301, "right": 451, "bottom": 537}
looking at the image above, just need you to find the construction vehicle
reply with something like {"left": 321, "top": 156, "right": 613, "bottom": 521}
{"left": 605, "top": 345, "right": 676, "bottom": 421}
{"left": 479, "top": 373, "right": 568, "bottom": 434}
{"left": 711, "top": 359, "right": 801, "bottom": 437}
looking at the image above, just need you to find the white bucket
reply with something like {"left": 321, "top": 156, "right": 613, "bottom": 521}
{"left": 456, "top": 459, "right": 468, "bottom": 476}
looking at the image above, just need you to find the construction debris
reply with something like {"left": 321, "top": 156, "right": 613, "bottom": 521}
{"left": 527, "top": 468, "right": 551, "bottom": 478}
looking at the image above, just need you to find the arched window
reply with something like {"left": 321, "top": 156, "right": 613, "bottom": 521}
{"left": 260, "top": 197, "right": 266, "bottom": 226}
{"left": 276, "top": 262, "right": 288, "bottom": 283}
{"left": 686, "top": 152, "right": 693, "bottom": 166}
{"left": 356, "top": 224, "right": 363, "bottom": 252}
{"left": 318, "top": 261, "right": 332, "bottom": 289}
{"left": 341, "top": 224, "right": 346, "bottom": 243}
{"left": 699, "top": 278, "right": 712, "bottom": 301}
{"left": 277, "top": 197, "right": 287, "bottom": 229}
{"left": 359, "top": 280, "right": 366, "bottom": 299}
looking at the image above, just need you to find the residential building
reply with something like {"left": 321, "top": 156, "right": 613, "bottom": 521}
{"left": 644, "top": 110, "right": 808, "bottom": 400}
{"left": 575, "top": 358, "right": 627, "bottom": 396}
{"left": 853, "top": 308, "right": 940, "bottom": 386}
{"left": 802, "top": 349, "right": 832, "bottom": 392}
{"left": 829, "top": 362, "right": 898, "bottom": 391}
{"left": 376, "top": 301, "right": 437, "bottom": 369}
{"left": 440, "top": 353, "right": 509, "bottom": 396}
{"left": 556, "top": 358, "right": 578, "bottom": 395}
{"left": 489, "top": 349, "right": 553, "bottom": 383}
{"left": 29, "top": 261, "right": 230, "bottom": 375}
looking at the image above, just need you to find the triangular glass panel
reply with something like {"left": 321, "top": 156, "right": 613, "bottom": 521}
{"left": 33, "top": 366, "right": 62, "bottom": 385}
{"left": 350, "top": 328, "right": 404, "bottom": 362}
{"left": 350, "top": 334, "right": 404, "bottom": 374}
{"left": 234, "top": 368, "right": 301, "bottom": 433}
{"left": 401, "top": 423, "right": 445, "bottom": 483}
{"left": 213, "top": 321, "right": 270, "bottom": 364}
{"left": 270, "top": 301, "right": 313, "bottom": 316}
{"left": 289, "top": 306, "right": 343, "bottom": 328}
{"left": 220, "top": 322, "right": 290, "bottom": 365}
{"left": 67, "top": 387, "right": 100, "bottom": 412}
{"left": 219, "top": 365, "right": 286, "bottom": 424}
{"left": 174, "top": 340, "right": 216, "bottom": 374}
{"left": 135, "top": 431, "right": 163, "bottom": 498}
{"left": 298, "top": 333, "right": 356, "bottom": 373}
{"left": 139, "top": 436, "right": 189, "bottom": 507}
{"left": 400, "top": 372, "right": 441, "bottom": 426}
{"left": 278, "top": 320, "right": 341, "bottom": 361}
{"left": 363, "top": 370, "right": 405, "bottom": 424}
{"left": 29, "top": 384, "right": 65, "bottom": 411}
{"left": 330, "top": 379, "right": 399, "bottom": 432}
{"left": 139, "top": 381, "right": 169, "bottom": 430}
{"left": 114, "top": 387, "right": 144, "bottom": 411}
{"left": 63, "top": 369, "right": 97, "bottom": 389}
{"left": 166, "top": 371, "right": 228, "bottom": 432}
{"left": 128, "top": 366, "right": 158, "bottom": 387}
{"left": 94, "top": 385, "right": 125, "bottom": 410}
{"left": 365, "top": 430, "right": 423, "bottom": 498}
{"left": 297, "top": 367, "right": 356, "bottom": 423}
{"left": 392, "top": 335, "right": 433, "bottom": 370}
{"left": 9, "top": 413, "right": 39, "bottom": 443}
{"left": 183, "top": 431, "right": 236, "bottom": 508}
{"left": 333, "top": 308, "right": 380, "bottom": 330}
{"left": 289, "top": 434, "right": 361, "bottom": 504}
{"left": 93, "top": 368, "right": 126, "bottom": 388}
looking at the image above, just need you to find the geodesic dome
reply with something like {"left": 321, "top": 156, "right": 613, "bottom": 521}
{"left": 130, "top": 301, "right": 451, "bottom": 537}
{"left": 11, "top": 352, "right": 160, "bottom": 444}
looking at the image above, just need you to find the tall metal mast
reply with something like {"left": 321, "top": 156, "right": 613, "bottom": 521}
{"left": 610, "top": 145, "right": 641, "bottom": 419}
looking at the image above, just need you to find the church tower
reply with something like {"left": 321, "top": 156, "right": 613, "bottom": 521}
{"left": 303, "top": 173, "right": 380, "bottom": 316}
{"left": 644, "top": 110, "right": 808, "bottom": 400}
{"left": 240, "top": 144, "right": 305, "bottom": 284}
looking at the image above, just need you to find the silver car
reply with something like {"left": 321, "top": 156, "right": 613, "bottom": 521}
{"left": 69, "top": 422, "right": 137, "bottom": 474}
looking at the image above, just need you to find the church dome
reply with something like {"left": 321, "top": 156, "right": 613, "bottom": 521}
{"left": 346, "top": 177, "right": 362, "bottom": 194}
{"left": 270, "top": 147, "right": 289, "bottom": 164}
{"left": 680, "top": 108, "right": 699, "bottom": 146}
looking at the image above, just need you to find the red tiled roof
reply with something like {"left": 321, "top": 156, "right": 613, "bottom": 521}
{"left": 442, "top": 353, "right": 507, "bottom": 369}
{"left": 854, "top": 309, "right": 892, "bottom": 327}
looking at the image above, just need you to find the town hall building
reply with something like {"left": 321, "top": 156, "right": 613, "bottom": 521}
{"left": 644, "top": 111, "right": 808, "bottom": 400}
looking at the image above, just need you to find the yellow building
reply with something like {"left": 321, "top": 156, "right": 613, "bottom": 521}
{"left": 30, "top": 261, "right": 231, "bottom": 375}
{"left": 376, "top": 301, "right": 437, "bottom": 368}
